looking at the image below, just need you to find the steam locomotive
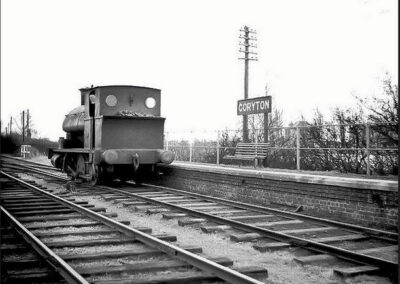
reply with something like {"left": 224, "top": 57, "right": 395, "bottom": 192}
{"left": 48, "top": 85, "right": 175, "bottom": 184}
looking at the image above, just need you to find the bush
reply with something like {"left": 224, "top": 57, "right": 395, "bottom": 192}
{"left": 0, "top": 133, "right": 57, "bottom": 157}
{"left": 0, "top": 134, "right": 20, "bottom": 154}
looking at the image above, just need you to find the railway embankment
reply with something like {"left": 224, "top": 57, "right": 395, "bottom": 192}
{"left": 156, "top": 162, "right": 398, "bottom": 231}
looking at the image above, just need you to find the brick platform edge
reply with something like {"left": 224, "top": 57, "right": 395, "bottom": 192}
{"left": 155, "top": 163, "right": 398, "bottom": 231}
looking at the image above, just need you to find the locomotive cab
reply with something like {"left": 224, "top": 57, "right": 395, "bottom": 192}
{"left": 49, "top": 85, "right": 175, "bottom": 184}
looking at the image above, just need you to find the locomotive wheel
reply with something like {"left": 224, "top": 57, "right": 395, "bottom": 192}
{"left": 133, "top": 174, "right": 142, "bottom": 185}
{"left": 63, "top": 153, "right": 78, "bottom": 178}
{"left": 89, "top": 164, "right": 100, "bottom": 186}
{"left": 76, "top": 155, "right": 86, "bottom": 178}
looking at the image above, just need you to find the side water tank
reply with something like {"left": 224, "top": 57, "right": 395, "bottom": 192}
{"left": 62, "top": 105, "right": 86, "bottom": 132}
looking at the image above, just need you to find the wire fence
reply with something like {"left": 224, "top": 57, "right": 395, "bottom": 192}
{"left": 165, "top": 122, "right": 398, "bottom": 175}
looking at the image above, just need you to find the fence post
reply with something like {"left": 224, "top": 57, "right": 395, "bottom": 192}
{"left": 189, "top": 142, "right": 193, "bottom": 163}
{"left": 296, "top": 127, "right": 300, "bottom": 170}
{"left": 255, "top": 129, "right": 259, "bottom": 144}
{"left": 216, "top": 130, "right": 220, "bottom": 165}
{"left": 255, "top": 129, "right": 259, "bottom": 167}
{"left": 365, "top": 123, "right": 370, "bottom": 176}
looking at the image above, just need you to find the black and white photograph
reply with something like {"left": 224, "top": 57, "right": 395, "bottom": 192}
{"left": 0, "top": 0, "right": 398, "bottom": 283}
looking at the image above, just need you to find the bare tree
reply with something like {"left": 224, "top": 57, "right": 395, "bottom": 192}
{"left": 357, "top": 74, "right": 398, "bottom": 145}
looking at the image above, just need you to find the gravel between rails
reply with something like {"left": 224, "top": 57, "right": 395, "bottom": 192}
{"left": 40, "top": 233, "right": 121, "bottom": 243}
{"left": 52, "top": 243, "right": 150, "bottom": 255}
{"left": 25, "top": 219, "right": 95, "bottom": 227}
{"left": 70, "top": 255, "right": 172, "bottom": 269}
{"left": 32, "top": 225, "right": 108, "bottom": 234}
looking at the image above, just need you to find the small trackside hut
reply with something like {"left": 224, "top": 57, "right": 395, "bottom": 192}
{"left": 48, "top": 85, "right": 175, "bottom": 184}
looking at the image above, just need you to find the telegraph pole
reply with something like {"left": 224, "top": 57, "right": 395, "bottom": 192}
{"left": 239, "top": 26, "right": 257, "bottom": 142}
{"left": 26, "top": 109, "right": 31, "bottom": 139}
{"left": 22, "top": 110, "right": 25, "bottom": 142}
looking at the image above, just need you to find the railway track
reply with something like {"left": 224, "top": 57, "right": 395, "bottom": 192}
{"left": 0, "top": 169, "right": 268, "bottom": 283}
{"left": 1, "top": 203, "right": 86, "bottom": 283}
{"left": 81, "top": 184, "right": 398, "bottom": 279}
{"left": 1, "top": 155, "right": 62, "bottom": 172}
{"left": 1, "top": 156, "right": 398, "bottom": 281}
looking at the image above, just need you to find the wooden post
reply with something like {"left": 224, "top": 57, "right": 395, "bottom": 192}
{"left": 239, "top": 26, "right": 257, "bottom": 142}
{"left": 243, "top": 26, "right": 249, "bottom": 143}
{"left": 296, "top": 127, "right": 300, "bottom": 170}
{"left": 26, "top": 109, "right": 31, "bottom": 139}
{"left": 189, "top": 131, "right": 193, "bottom": 163}
{"left": 22, "top": 111, "right": 25, "bottom": 142}
{"left": 365, "top": 124, "right": 370, "bottom": 176}
{"left": 189, "top": 143, "right": 193, "bottom": 163}
{"left": 216, "top": 130, "right": 220, "bottom": 165}
{"left": 254, "top": 129, "right": 259, "bottom": 167}
{"left": 264, "top": 113, "right": 269, "bottom": 143}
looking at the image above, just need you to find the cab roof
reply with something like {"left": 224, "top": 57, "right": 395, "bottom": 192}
{"left": 79, "top": 85, "right": 161, "bottom": 92}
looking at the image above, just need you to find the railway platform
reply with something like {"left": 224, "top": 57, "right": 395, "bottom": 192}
{"left": 157, "top": 162, "right": 398, "bottom": 230}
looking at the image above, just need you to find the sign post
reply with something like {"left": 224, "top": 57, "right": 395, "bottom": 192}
{"left": 21, "top": 145, "right": 31, "bottom": 159}
{"left": 264, "top": 113, "right": 269, "bottom": 143}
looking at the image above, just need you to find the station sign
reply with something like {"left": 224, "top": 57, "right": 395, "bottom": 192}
{"left": 237, "top": 96, "right": 272, "bottom": 115}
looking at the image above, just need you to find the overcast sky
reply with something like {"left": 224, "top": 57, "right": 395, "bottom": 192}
{"left": 1, "top": 0, "right": 398, "bottom": 140}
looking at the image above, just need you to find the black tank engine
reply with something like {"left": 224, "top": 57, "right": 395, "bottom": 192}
{"left": 48, "top": 85, "right": 175, "bottom": 184}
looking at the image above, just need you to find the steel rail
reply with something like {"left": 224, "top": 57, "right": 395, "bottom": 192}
{"left": 0, "top": 171, "right": 264, "bottom": 284}
{"left": 140, "top": 183, "right": 398, "bottom": 241}
{"left": 1, "top": 162, "right": 69, "bottom": 181}
{"left": 0, "top": 159, "right": 60, "bottom": 173}
{"left": 0, "top": 206, "right": 89, "bottom": 284}
{"left": 105, "top": 184, "right": 398, "bottom": 273}
{"left": 0, "top": 155, "right": 59, "bottom": 171}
